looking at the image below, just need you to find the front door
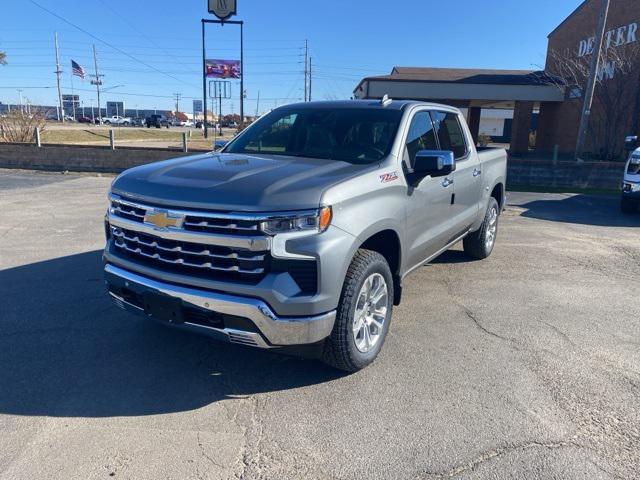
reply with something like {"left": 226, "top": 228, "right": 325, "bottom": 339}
{"left": 431, "top": 111, "right": 482, "bottom": 233}
{"left": 403, "top": 110, "right": 456, "bottom": 269}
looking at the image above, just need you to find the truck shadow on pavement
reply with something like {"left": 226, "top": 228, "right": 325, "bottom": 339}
{"left": 0, "top": 251, "right": 343, "bottom": 418}
{"left": 511, "top": 193, "right": 640, "bottom": 227}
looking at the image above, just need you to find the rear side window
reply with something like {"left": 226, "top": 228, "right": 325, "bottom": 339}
{"left": 405, "top": 111, "right": 438, "bottom": 167}
{"left": 431, "top": 111, "right": 468, "bottom": 159}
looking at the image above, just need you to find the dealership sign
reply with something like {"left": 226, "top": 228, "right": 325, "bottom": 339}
{"left": 205, "top": 59, "right": 241, "bottom": 79}
{"left": 208, "top": 0, "right": 237, "bottom": 21}
{"left": 578, "top": 21, "right": 638, "bottom": 57}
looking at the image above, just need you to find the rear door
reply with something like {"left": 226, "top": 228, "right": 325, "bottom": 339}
{"left": 431, "top": 111, "right": 482, "bottom": 234}
{"left": 403, "top": 110, "right": 456, "bottom": 269}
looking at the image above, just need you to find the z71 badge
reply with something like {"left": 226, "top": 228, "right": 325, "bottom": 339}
{"left": 379, "top": 171, "right": 399, "bottom": 183}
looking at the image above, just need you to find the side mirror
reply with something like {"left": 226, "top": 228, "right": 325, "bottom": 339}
{"left": 625, "top": 136, "right": 638, "bottom": 152}
{"left": 411, "top": 150, "right": 456, "bottom": 178}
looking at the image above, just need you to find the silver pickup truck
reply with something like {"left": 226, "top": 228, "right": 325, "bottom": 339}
{"left": 104, "top": 99, "right": 507, "bottom": 371}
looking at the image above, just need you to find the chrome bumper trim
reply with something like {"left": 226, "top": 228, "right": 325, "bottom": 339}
{"left": 105, "top": 264, "right": 335, "bottom": 347}
{"left": 109, "top": 291, "right": 273, "bottom": 348}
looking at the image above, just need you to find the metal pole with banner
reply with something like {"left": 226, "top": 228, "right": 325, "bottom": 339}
{"left": 201, "top": 1, "right": 243, "bottom": 139}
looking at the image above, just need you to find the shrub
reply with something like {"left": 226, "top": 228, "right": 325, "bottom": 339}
{"left": 0, "top": 109, "right": 47, "bottom": 143}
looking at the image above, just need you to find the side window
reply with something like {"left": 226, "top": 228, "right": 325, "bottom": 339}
{"left": 405, "top": 111, "right": 438, "bottom": 167}
{"left": 431, "top": 111, "right": 468, "bottom": 159}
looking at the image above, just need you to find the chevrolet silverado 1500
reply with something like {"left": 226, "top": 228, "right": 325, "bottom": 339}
{"left": 104, "top": 99, "right": 507, "bottom": 371}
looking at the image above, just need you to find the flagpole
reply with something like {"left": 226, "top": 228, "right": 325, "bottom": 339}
{"left": 70, "top": 69, "right": 76, "bottom": 120}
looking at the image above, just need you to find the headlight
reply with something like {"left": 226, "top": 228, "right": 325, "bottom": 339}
{"left": 632, "top": 183, "right": 640, "bottom": 192}
{"left": 260, "top": 206, "right": 332, "bottom": 235}
{"left": 630, "top": 156, "right": 640, "bottom": 165}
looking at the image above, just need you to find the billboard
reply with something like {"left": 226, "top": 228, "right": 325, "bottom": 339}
{"left": 205, "top": 59, "right": 241, "bottom": 79}
{"left": 193, "top": 100, "right": 203, "bottom": 114}
{"left": 62, "top": 94, "right": 79, "bottom": 113}
{"left": 106, "top": 101, "right": 125, "bottom": 117}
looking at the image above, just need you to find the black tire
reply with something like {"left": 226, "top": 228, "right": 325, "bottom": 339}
{"left": 621, "top": 197, "right": 637, "bottom": 214}
{"left": 464, "top": 197, "right": 499, "bottom": 260}
{"left": 322, "top": 249, "right": 393, "bottom": 372}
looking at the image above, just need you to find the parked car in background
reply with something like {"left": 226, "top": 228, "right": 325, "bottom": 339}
{"left": 622, "top": 136, "right": 640, "bottom": 213}
{"left": 102, "top": 115, "right": 132, "bottom": 126}
{"left": 131, "top": 118, "right": 146, "bottom": 127}
{"left": 145, "top": 114, "right": 170, "bottom": 128}
{"left": 77, "top": 116, "right": 93, "bottom": 124}
{"left": 103, "top": 99, "right": 507, "bottom": 371}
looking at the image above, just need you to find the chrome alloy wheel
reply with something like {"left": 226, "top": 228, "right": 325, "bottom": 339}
{"left": 485, "top": 206, "right": 498, "bottom": 251}
{"left": 353, "top": 273, "right": 388, "bottom": 353}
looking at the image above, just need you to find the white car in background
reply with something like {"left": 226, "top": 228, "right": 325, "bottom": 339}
{"left": 622, "top": 137, "right": 640, "bottom": 214}
{"left": 102, "top": 115, "right": 132, "bottom": 126}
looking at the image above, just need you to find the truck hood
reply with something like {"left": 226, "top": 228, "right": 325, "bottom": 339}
{"left": 111, "top": 152, "right": 372, "bottom": 212}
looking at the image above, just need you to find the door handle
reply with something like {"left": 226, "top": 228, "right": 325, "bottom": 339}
{"left": 473, "top": 168, "right": 482, "bottom": 177}
{"left": 441, "top": 177, "right": 453, "bottom": 188}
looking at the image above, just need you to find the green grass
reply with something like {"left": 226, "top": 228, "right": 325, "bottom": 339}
{"left": 39, "top": 126, "right": 233, "bottom": 150}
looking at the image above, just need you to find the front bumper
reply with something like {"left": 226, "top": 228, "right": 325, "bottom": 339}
{"left": 105, "top": 263, "right": 336, "bottom": 348}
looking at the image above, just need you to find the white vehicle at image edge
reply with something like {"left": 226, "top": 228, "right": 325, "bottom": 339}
{"left": 103, "top": 98, "right": 507, "bottom": 371}
{"left": 621, "top": 138, "right": 640, "bottom": 213}
{"left": 102, "top": 115, "right": 132, "bottom": 126}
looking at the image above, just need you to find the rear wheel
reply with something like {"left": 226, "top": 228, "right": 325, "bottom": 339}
{"left": 464, "top": 197, "right": 499, "bottom": 259}
{"left": 621, "top": 197, "right": 637, "bottom": 214}
{"left": 322, "top": 250, "right": 393, "bottom": 372}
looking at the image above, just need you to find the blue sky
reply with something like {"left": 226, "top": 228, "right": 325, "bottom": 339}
{"left": 0, "top": 0, "right": 581, "bottom": 115}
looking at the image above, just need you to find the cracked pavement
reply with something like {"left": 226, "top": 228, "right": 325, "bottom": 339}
{"left": 0, "top": 171, "right": 639, "bottom": 479}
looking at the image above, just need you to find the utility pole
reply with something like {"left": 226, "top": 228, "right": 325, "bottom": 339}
{"left": 54, "top": 32, "right": 65, "bottom": 122}
{"left": 91, "top": 45, "right": 104, "bottom": 125}
{"left": 303, "top": 39, "right": 309, "bottom": 101}
{"left": 173, "top": 92, "right": 182, "bottom": 115}
{"left": 309, "top": 57, "right": 312, "bottom": 102}
{"left": 255, "top": 90, "right": 260, "bottom": 118}
{"left": 575, "top": 0, "right": 610, "bottom": 160}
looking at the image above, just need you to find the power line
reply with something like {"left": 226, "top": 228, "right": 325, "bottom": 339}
{"left": 27, "top": 0, "right": 199, "bottom": 89}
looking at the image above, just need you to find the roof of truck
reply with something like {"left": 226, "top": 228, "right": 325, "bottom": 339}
{"left": 279, "top": 99, "right": 456, "bottom": 111}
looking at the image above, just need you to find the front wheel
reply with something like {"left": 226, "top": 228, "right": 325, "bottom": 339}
{"left": 463, "top": 197, "right": 499, "bottom": 259}
{"left": 322, "top": 249, "right": 393, "bottom": 372}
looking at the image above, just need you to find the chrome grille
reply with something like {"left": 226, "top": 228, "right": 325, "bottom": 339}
{"left": 109, "top": 195, "right": 264, "bottom": 235}
{"left": 111, "top": 226, "right": 268, "bottom": 278}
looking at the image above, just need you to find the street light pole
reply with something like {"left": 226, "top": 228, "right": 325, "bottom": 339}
{"left": 575, "top": 0, "right": 610, "bottom": 160}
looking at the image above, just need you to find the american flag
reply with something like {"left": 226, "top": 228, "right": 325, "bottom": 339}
{"left": 71, "top": 60, "right": 85, "bottom": 79}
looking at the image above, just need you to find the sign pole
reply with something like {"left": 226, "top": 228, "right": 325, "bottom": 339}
{"left": 240, "top": 21, "right": 244, "bottom": 128}
{"left": 201, "top": 19, "right": 208, "bottom": 139}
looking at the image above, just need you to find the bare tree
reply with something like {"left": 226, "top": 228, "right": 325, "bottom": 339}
{"left": 546, "top": 42, "right": 640, "bottom": 159}
{"left": 0, "top": 108, "right": 47, "bottom": 143}
{"left": 0, "top": 51, "right": 6, "bottom": 65}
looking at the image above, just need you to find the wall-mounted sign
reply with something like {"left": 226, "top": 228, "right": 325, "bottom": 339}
{"left": 205, "top": 59, "right": 241, "bottom": 79}
{"left": 578, "top": 22, "right": 638, "bottom": 57}
{"left": 208, "top": 0, "right": 237, "bottom": 21}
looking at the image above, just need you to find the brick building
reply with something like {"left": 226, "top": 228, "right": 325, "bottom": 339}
{"left": 354, "top": 0, "right": 640, "bottom": 159}
{"left": 537, "top": 0, "right": 640, "bottom": 158}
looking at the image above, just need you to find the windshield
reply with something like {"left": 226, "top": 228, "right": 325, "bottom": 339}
{"left": 225, "top": 107, "right": 402, "bottom": 163}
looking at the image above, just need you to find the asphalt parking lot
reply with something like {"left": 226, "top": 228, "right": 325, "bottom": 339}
{"left": 1, "top": 170, "right": 639, "bottom": 480}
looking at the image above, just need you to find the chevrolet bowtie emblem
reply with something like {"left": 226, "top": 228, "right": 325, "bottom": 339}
{"left": 144, "top": 210, "right": 184, "bottom": 229}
